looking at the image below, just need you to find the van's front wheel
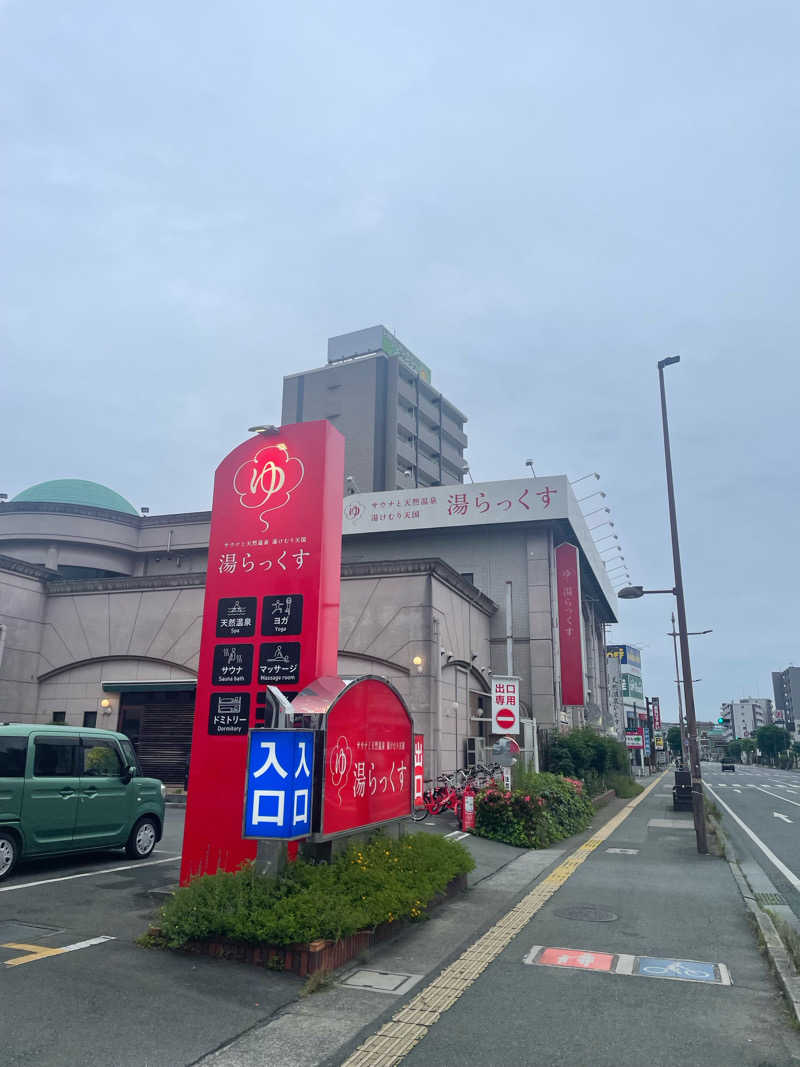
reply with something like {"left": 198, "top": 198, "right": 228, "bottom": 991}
{"left": 0, "top": 831, "right": 19, "bottom": 882}
{"left": 126, "top": 817, "right": 158, "bottom": 859}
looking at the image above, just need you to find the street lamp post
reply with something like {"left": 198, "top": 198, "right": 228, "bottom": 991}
{"left": 667, "top": 615, "right": 712, "bottom": 765}
{"left": 670, "top": 611, "right": 688, "bottom": 763}
{"left": 658, "top": 356, "right": 707, "bottom": 855}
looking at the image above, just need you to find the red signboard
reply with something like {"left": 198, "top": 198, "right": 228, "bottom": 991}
{"left": 322, "top": 679, "right": 413, "bottom": 835}
{"left": 180, "top": 421, "right": 345, "bottom": 883}
{"left": 414, "top": 733, "right": 424, "bottom": 808}
{"left": 556, "top": 542, "right": 584, "bottom": 706}
{"left": 651, "top": 697, "right": 662, "bottom": 731}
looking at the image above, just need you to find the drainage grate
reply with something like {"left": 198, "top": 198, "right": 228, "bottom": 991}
{"left": 554, "top": 905, "right": 618, "bottom": 923}
{"left": 754, "top": 892, "right": 787, "bottom": 907}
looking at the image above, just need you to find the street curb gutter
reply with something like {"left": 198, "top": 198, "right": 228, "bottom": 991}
{"left": 710, "top": 813, "right": 800, "bottom": 1025}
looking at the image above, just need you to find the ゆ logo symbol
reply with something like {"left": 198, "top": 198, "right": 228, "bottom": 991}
{"left": 233, "top": 444, "right": 304, "bottom": 528}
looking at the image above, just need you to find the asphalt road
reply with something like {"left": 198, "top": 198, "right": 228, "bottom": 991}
{"left": 0, "top": 807, "right": 303, "bottom": 1067}
{"left": 703, "top": 761, "right": 800, "bottom": 923}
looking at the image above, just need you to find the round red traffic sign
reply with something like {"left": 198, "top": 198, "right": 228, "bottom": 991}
{"left": 496, "top": 707, "right": 516, "bottom": 730}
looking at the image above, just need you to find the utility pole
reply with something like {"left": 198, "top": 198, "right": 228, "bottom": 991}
{"left": 670, "top": 612, "right": 688, "bottom": 763}
{"left": 658, "top": 357, "right": 707, "bottom": 854}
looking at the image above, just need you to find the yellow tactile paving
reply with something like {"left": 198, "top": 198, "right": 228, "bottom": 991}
{"left": 342, "top": 773, "right": 665, "bottom": 1067}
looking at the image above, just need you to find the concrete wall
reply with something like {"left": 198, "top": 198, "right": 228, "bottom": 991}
{"left": 0, "top": 564, "right": 47, "bottom": 721}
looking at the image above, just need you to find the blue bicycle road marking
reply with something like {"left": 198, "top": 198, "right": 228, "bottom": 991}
{"left": 635, "top": 956, "right": 718, "bottom": 982}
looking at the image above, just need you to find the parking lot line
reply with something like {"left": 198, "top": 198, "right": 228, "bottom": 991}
{"left": 3, "top": 935, "right": 114, "bottom": 967}
{"left": 0, "top": 856, "right": 179, "bottom": 894}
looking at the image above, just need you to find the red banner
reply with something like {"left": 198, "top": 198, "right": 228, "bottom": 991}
{"left": 651, "top": 697, "right": 661, "bottom": 731}
{"left": 180, "top": 421, "right": 344, "bottom": 883}
{"left": 322, "top": 679, "right": 413, "bottom": 835}
{"left": 556, "top": 542, "right": 584, "bottom": 707}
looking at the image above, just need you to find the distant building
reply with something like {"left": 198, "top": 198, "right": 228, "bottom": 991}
{"left": 722, "top": 698, "right": 773, "bottom": 738}
{"left": 772, "top": 667, "right": 799, "bottom": 733}
{"left": 606, "top": 644, "right": 645, "bottom": 730}
{"left": 281, "top": 326, "right": 468, "bottom": 494}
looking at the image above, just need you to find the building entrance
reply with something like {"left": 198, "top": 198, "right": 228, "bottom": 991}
{"left": 119, "top": 689, "right": 195, "bottom": 786}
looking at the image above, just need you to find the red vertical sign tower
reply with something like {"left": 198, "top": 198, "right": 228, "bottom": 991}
{"left": 180, "top": 421, "right": 344, "bottom": 884}
{"left": 556, "top": 542, "right": 585, "bottom": 708}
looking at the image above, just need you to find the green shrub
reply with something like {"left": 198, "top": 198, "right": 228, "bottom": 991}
{"left": 605, "top": 772, "right": 643, "bottom": 799}
{"left": 542, "top": 728, "right": 632, "bottom": 793}
{"left": 474, "top": 772, "right": 594, "bottom": 849}
{"left": 156, "top": 832, "right": 474, "bottom": 949}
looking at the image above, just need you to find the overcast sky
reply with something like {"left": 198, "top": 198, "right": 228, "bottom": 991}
{"left": 2, "top": 1, "right": 798, "bottom": 722}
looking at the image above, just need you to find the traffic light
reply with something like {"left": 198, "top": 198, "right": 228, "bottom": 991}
{"left": 717, "top": 716, "right": 725, "bottom": 725}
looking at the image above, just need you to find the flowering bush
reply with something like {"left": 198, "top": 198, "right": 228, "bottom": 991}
{"left": 473, "top": 773, "right": 594, "bottom": 849}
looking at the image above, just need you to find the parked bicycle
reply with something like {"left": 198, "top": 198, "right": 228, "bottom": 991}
{"left": 411, "top": 763, "right": 503, "bottom": 823}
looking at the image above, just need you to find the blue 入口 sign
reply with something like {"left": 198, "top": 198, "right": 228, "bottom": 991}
{"left": 243, "top": 730, "right": 315, "bottom": 840}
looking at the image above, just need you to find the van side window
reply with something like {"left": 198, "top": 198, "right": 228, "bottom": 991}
{"left": 0, "top": 736, "right": 27, "bottom": 777}
{"left": 33, "top": 738, "right": 78, "bottom": 777}
{"left": 82, "top": 740, "right": 123, "bottom": 777}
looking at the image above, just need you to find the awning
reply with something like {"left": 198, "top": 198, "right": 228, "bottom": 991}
{"left": 101, "top": 680, "right": 197, "bottom": 693}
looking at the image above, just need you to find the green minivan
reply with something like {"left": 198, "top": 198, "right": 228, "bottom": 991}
{"left": 0, "top": 723, "right": 166, "bottom": 882}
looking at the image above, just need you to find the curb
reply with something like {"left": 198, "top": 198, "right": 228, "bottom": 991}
{"left": 710, "top": 812, "right": 800, "bottom": 1025}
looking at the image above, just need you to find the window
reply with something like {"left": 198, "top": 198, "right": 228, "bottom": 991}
{"left": 460, "top": 572, "right": 474, "bottom": 585}
{"left": 119, "top": 739, "right": 141, "bottom": 775}
{"left": 0, "top": 736, "right": 27, "bottom": 777}
{"left": 34, "top": 737, "right": 78, "bottom": 777}
{"left": 83, "top": 712, "right": 97, "bottom": 728}
{"left": 51, "top": 711, "right": 66, "bottom": 724}
{"left": 82, "top": 740, "right": 123, "bottom": 777}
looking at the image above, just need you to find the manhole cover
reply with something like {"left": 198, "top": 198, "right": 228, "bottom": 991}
{"left": 0, "top": 921, "right": 62, "bottom": 942}
{"left": 554, "top": 905, "right": 619, "bottom": 923}
{"left": 754, "top": 892, "right": 787, "bottom": 907}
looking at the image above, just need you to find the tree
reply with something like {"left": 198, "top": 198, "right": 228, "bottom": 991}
{"left": 666, "top": 726, "right": 682, "bottom": 756}
{"left": 740, "top": 738, "right": 757, "bottom": 764}
{"left": 726, "top": 739, "right": 743, "bottom": 762}
{"left": 755, "top": 725, "right": 791, "bottom": 766}
{"left": 790, "top": 741, "right": 800, "bottom": 769}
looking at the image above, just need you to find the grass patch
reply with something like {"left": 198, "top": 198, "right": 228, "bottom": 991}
{"left": 605, "top": 773, "right": 643, "bottom": 799}
{"left": 155, "top": 832, "right": 474, "bottom": 949}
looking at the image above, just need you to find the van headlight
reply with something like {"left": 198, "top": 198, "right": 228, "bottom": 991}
{"left": 160, "top": 783, "right": 167, "bottom": 799}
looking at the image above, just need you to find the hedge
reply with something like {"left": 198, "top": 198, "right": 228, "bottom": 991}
{"left": 472, "top": 772, "right": 594, "bottom": 849}
{"left": 152, "top": 832, "right": 474, "bottom": 949}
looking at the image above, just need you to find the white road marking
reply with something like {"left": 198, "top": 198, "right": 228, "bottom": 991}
{"left": 705, "top": 784, "right": 800, "bottom": 893}
{"left": 0, "top": 857, "right": 179, "bottom": 893}
{"left": 773, "top": 813, "right": 793, "bottom": 824}
{"left": 615, "top": 954, "right": 635, "bottom": 974}
{"left": 54, "top": 935, "right": 115, "bottom": 954}
{"left": 606, "top": 848, "right": 639, "bottom": 855}
{"left": 752, "top": 785, "right": 800, "bottom": 808}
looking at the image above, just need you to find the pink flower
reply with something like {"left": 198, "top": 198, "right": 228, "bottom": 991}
{"left": 537, "top": 797, "right": 544, "bottom": 807}
{"left": 504, "top": 792, "right": 511, "bottom": 799}
{"left": 524, "top": 796, "right": 531, "bottom": 802}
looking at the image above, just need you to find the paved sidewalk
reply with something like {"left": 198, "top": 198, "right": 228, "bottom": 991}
{"left": 342, "top": 775, "right": 800, "bottom": 1067}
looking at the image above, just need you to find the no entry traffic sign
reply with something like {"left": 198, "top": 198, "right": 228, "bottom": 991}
{"left": 496, "top": 707, "right": 517, "bottom": 730}
{"left": 492, "top": 676, "right": 520, "bottom": 735}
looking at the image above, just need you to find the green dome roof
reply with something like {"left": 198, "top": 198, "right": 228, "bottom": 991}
{"left": 12, "top": 479, "right": 139, "bottom": 515}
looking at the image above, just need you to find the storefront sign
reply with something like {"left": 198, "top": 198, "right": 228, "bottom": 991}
{"left": 414, "top": 733, "right": 424, "bottom": 808}
{"left": 651, "top": 697, "right": 662, "bottom": 730}
{"left": 322, "top": 679, "right": 413, "bottom": 836}
{"left": 180, "top": 421, "right": 345, "bottom": 884}
{"left": 243, "top": 730, "right": 315, "bottom": 840}
{"left": 606, "top": 655, "right": 624, "bottom": 738}
{"left": 491, "top": 676, "right": 521, "bottom": 735}
{"left": 622, "top": 672, "right": 644, "bottom": 702}
{"left": 556, "top": 543, "right": 584, "bottom": 707}
{"left": 625, "top": 730, "right": 644, "bottom": 749}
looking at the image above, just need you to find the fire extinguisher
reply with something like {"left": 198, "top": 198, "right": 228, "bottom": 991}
{"left": 461, "top": 783, "right": 476, "bottom": 831}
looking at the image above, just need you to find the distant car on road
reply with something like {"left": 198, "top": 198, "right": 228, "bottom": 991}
{"left": 0, "top": 723, "right": 166, "bottom": 882}
{"left": 721, "top": 757, "right": 736, "bottom": 772}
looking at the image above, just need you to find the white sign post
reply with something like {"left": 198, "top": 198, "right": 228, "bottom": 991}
{"left": 492, "top": 676, "right": 521, "bottom": 735}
